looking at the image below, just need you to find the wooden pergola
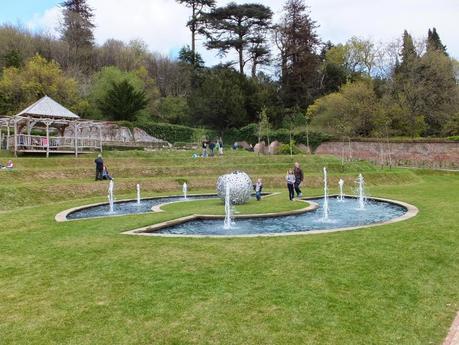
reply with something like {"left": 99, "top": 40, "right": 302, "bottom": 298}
{"left": 0, "top": 96, "right": 103, "bottom": 157}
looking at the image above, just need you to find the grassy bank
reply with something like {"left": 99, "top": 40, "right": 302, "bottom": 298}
{"left": 0, "top": 150, "right": 458, "bottom": 345}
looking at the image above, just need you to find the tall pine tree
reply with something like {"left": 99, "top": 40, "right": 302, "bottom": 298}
{"left": 396, "top": 30, "right": 417, "bottom": 76}
{"left": 60, "top": 0, "right": 95, "bottom": 70}
{"left": 176, "top": 0, "right": 215, "bottom": 66}
{"left": 203, "top": 3, "right": 273, "bottom": 75}
{"left": 275, "top": 0, "right": 320, "bottom": 109}
{"left": 427, "top": 28, "right": 447, "bottom": 55}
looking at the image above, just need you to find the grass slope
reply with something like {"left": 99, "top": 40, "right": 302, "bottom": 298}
{"left": 0, "top": 151, "right": 458, "bottom": 345}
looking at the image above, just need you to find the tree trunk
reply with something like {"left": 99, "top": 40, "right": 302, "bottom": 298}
{"left": 239, "top": 48, "right": 244, "bottom": 74}
{"left": 191, "top": 4, "right": 196, "bottom": 66}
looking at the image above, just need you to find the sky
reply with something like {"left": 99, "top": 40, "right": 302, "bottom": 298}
{"left": 0, "top": 0, "right": 458, "bottom": 65}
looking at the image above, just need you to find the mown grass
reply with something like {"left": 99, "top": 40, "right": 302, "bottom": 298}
{"left": 0, "top": 150, "right": 458, "bottom": 345}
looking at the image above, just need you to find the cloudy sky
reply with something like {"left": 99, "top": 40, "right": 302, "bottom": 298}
{"left": 1, "top": 0, "right": 458, "bottom": 65}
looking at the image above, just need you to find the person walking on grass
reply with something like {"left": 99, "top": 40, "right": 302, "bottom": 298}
{"left": 293, "top": 162, "right": 304, "bottom": 198}
{"left": 95, "top": 154, "right": 104, "bottom": 181}
{"left": 286, "top": 170, "right": 296, "bottom": 201}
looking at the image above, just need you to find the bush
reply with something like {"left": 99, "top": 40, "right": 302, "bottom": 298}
{"left": 223, "top": 124, "right": 258, "bottom": 145}
{"left": 279, "top": 142, "right": 302, "bottom": 155}
{"left": 447, "top": 136, "right": 459, "bottom": 141}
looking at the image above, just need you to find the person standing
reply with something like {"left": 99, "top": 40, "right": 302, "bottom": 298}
{"left": 286, "top": 170, "right": 296, "bottom": 201}
{"left": 202, "top": 141, "right": 208, "bottom": 158}
{"left": 254, "top": 178, "right": 263, "bottom": 201}
{"left": 95, "top": 154, "right": 104, "bottom": 181}
{"left": 293, "top": 162, "right": 304, "bottom": 198}
{"left": 219, "top": 138, "right": 224, "bottom": 155}
{"left": 209, "top": 141, "right": 215, "bottom": 157}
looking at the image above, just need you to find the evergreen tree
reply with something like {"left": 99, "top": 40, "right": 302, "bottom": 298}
{"left": 274, "top": 0, "right": 320, "bottom": 109}
{"left": 178, "top": 45, "right": 204, "bottom": 68}
{"left": 397, "top": 30, "right": 417, "bottom": 75}
{"left": 60, "top": 0, "right": 95, "bottom": 69}
{"left": 98, "top": 79, "right": 149, "bottom": 121}
{"left": 427, "top": 27, "right": 448, "bottom": 55}
{"left": 203, "top": 3, "right": 273, "bottom": 74}
{"left": 176, "top": 0, "right": 215, "bottom": 66}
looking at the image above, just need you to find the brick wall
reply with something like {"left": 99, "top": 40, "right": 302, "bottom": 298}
{"left": 315, "top": 141, "right": 459, "bottom": 169}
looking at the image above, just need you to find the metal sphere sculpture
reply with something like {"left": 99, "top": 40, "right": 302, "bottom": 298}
{"left": 216, "top": 171, "right": 253, "bottom": 205}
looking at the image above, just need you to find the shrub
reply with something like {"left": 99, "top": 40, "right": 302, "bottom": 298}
{"left": 279, "top": 142, "right": 302, "bottom": 155}
{"left": 447, "top": 136, "right": 459, "bottom": 141}
{"left": 139, "top": 122, "right": 216, "bottom": 143}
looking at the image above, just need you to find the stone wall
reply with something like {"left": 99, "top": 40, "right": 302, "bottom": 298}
{"left": 315, "top": 140, "right": 459, "bottom": 169}
{"left": 64, "top": 123, "right": 170, "bottom": 148}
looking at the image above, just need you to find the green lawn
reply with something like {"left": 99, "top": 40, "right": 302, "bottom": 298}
{"left": 0, "top": 150, "right": 458, "bottom": 344}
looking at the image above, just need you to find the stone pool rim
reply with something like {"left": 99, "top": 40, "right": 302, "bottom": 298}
{"left": 55, "top": 193, "right": 218, "bottom": 222}
{"left": 55, "top": 192, "right": 273, "bottom": 222}
{"left": 122, "top": 195, "right": 418, "bottom": 238}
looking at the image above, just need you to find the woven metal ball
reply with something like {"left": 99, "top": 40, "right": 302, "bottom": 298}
{"left": 216, "top": 171, "right": 253, "bottom": 205}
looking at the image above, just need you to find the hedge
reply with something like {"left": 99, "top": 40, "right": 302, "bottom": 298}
{"left": 139, "top": 122, "right": 216, "bottom": 144}
{"left": 137, "top": 121, "right": 331, "bottom": 149}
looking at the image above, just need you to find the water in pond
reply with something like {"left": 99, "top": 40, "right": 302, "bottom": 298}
{"left": 151, "top": 197, "right": 407, "bottom": 236}
{"left": 66, "top": 195, "right": 216, "bottom": 220}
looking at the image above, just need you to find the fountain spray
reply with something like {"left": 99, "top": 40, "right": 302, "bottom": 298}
{"left": 338, "top": 178, "right": 345, "bottom": 202}
{"left": 108, "top": 180, "right": 114, "bottom": 213}
{"left": 223, "top": 184, "right": 233, "bottom": 230}
{"left": 136, "top": 184, "right": 141, "bottom": 205}
{"left": 182, "top": 182, "right": 188, "bottom": 200}
{"left": 322, "top": 167, "right": 329, "bottom": 220}
{"left": 357, "top": 174, "right": 366, "bottom": 210}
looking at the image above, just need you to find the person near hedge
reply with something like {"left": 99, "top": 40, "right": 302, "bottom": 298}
{"left": 202, "top": 141, "right": 208, "bottom": 158}
{"left": 293, "top": 161, "right": 304, "bottom": 198}
{"left": 286, "top": 170, "right": 296, "bottom": 201}
{"left": 209, "top": 141, "right": 215, "bottom": 157}
{"left": 218, "top": 138, "right": 224, "bottom": 155}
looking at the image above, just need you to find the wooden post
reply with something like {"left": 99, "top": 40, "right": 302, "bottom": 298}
{"left": 74, "top": 123, "right": 78, "bottom": 157}
{"left": 99, "top": 126, "right": 103, "bottom": 152}
{"left": 13, "top": 119, "right": 17, "bottom": 157}
{"left": 46, "top": 122, "right": 50, "bottom": 158}
{"left": 6, "top": 122, "right": 10, "bottom": 150}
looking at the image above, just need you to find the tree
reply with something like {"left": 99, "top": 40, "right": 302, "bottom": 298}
{"left": 319, "top": 43, "right": 348, "bottom": 94}
{"left": 158, "top": 96, "right": 190, "bottom": 124}
{"left": 257, "top": 106, "right": 270, "bottom": 145}
{"left": 397, "top": 30, "right": 417, "bottom": 76}
{"left": 60, "top": 0, "right": 95, "bottom": 69}
{"left": 427, "top": 27, "right": 447, "bottom": 55}
{"left": 0, "top": 54, "right": 85, "bottom": 115}
{"left": 178, "top": 45, "right": 204, "bottom": 68}
{"left": 2, "top": 49, "right": 23, "bottom": 68}
{"left": 283, "top": 106, "right": 306, "bottom": 156}
{"left": 345, "top": 37, "right": 377, "bottom": 76}
{"left": 392, "top": 30, "right": 458, "bottom": 136}
{"left": 176, "top": 0, "right": 215, "bottom": 66}
{"left": 188, "top": 67, "right": 250, "bottom": 131}
{"left": 88, "top": 66, "right": 159, "bottom": 120}
{"left": 98, "top": 79, "right": 148, "bottom": 121}
{"left": 309, "top": 81, "right": 380, "bottom": 137}
{"left": 275, "top": 0, "right": 320, "bottom": 109}
{"left": 203, "top": 2, "right": 273, "bottom": 74}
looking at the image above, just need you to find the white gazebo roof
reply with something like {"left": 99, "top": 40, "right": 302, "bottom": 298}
{"left": 17, "top": 96, "right": 80, "bottom": 119}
